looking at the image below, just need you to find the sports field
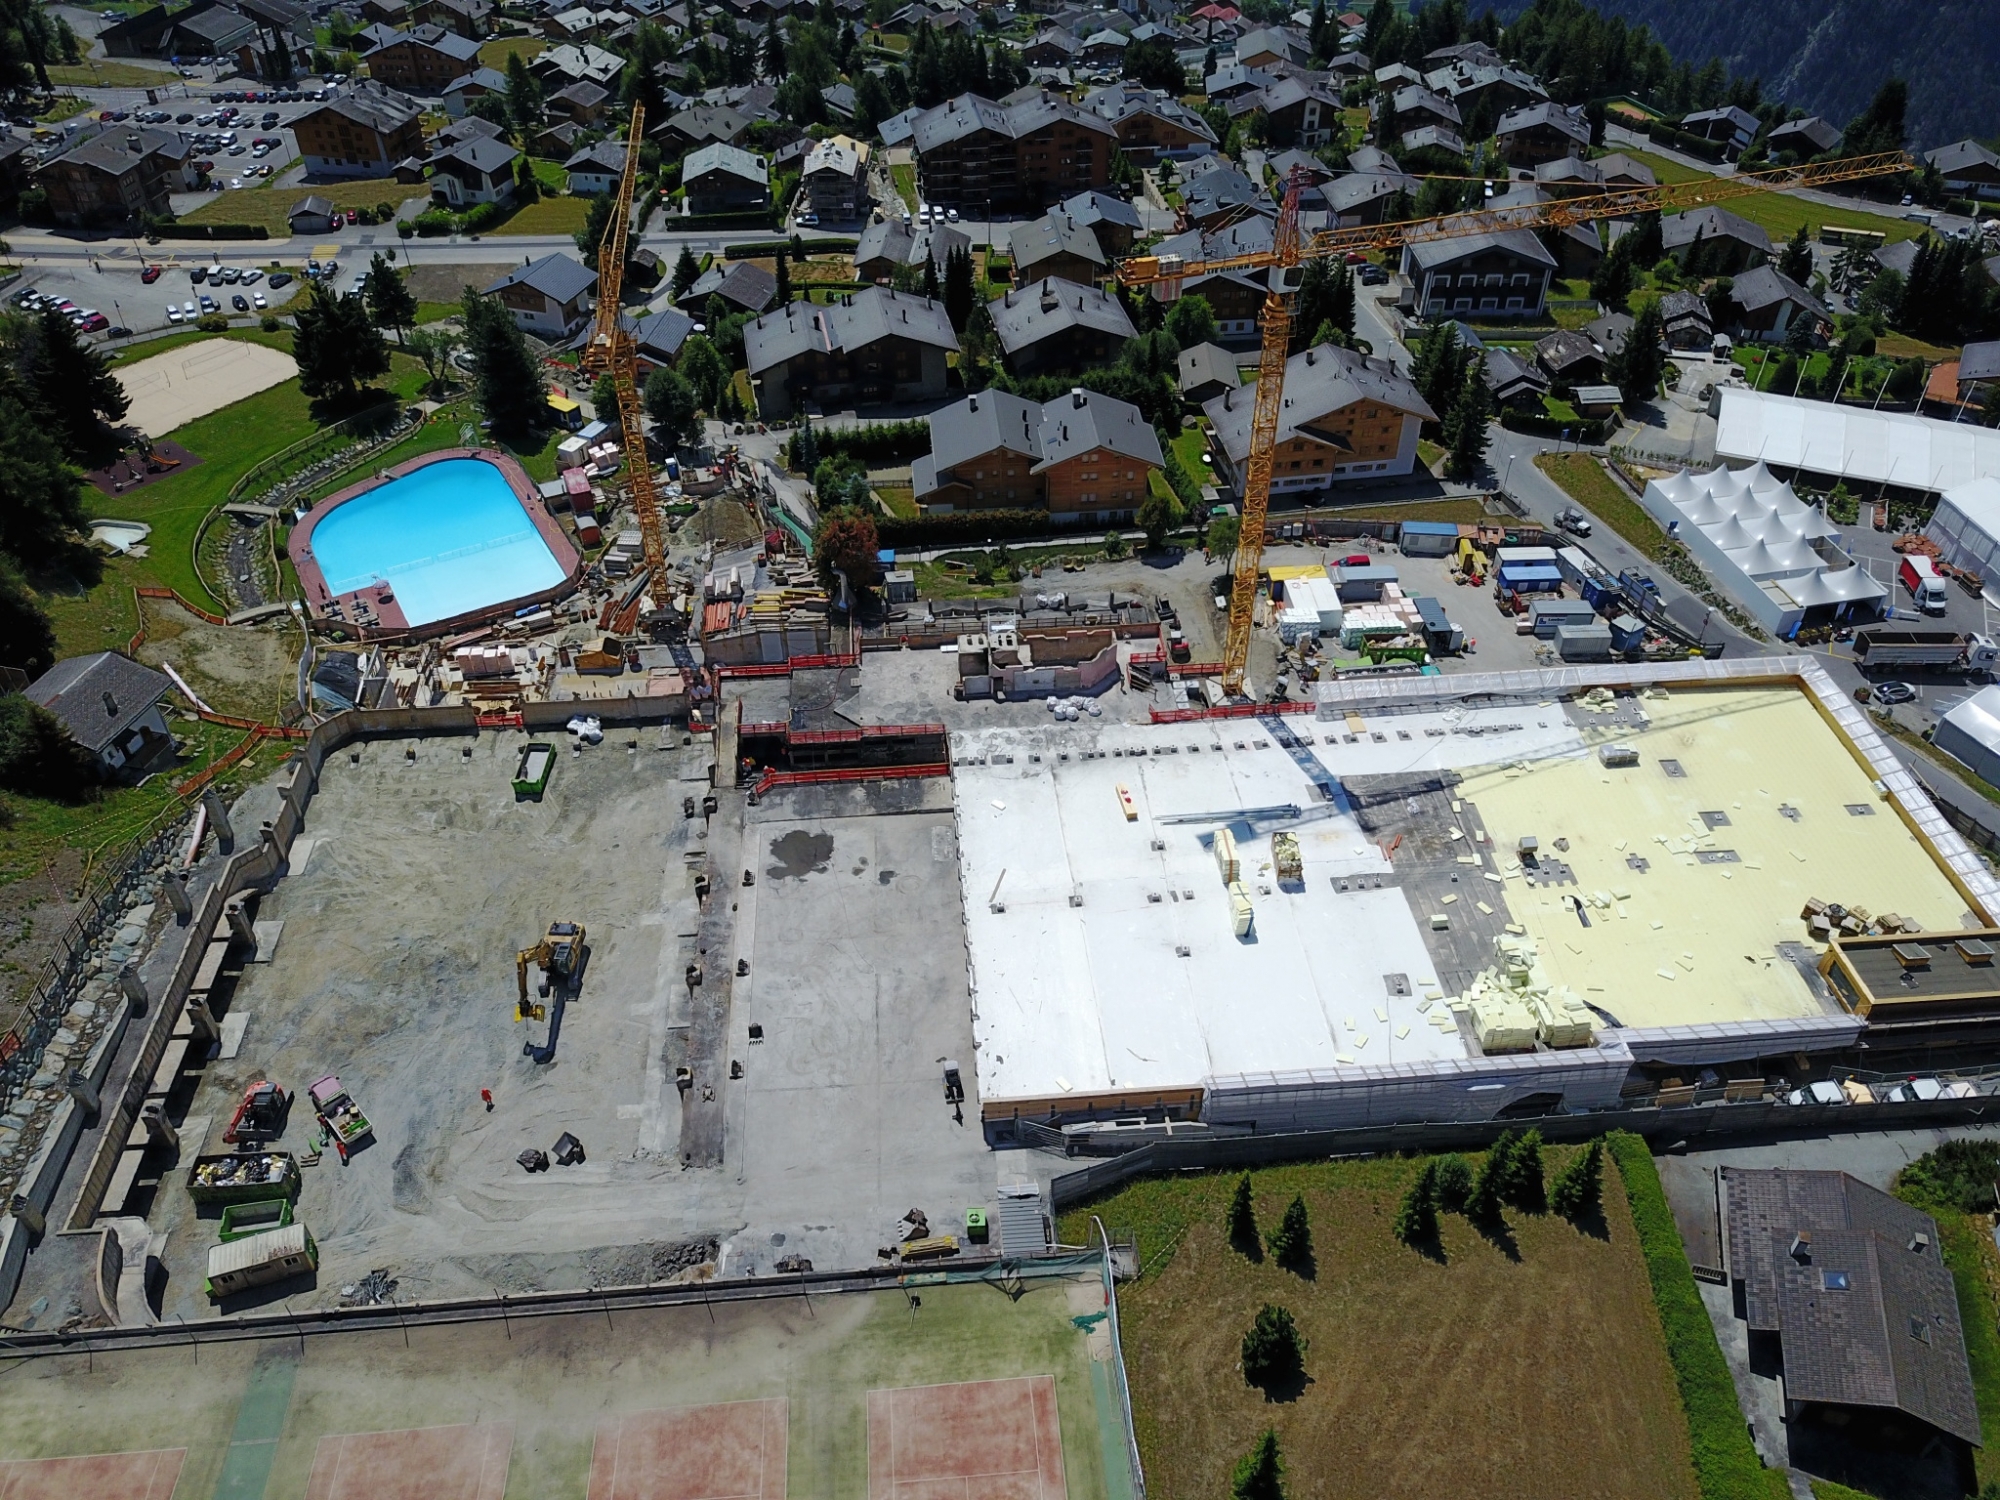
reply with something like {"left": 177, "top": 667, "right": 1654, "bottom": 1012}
{"left": 1063, "top": 1154, "right": 1698, "bottom": 1500}
{"left": 0, "top": 1268, "right": 1136, "bottom": 1500}
{"left": 117, "top": 339, "right": 299, "bottom": 436}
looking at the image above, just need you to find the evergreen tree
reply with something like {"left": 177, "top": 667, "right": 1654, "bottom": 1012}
{"left": 0, "top": 554, "right": 58, "bottom": 679}
{"left": 680, "top": 336, "right": 730, "bottom": 411}
{"left": 943, "top": 245, "right": 975, "bottom": 332}
{"left": 1434, "top": 1154, "right": 1472, "bottom": 1213}
{"left": 1779, "top": 223, "right": 1812, "bottom": 285}
{"left": 1842, "top": 78, "right": 1907, "bottom": 156}
{"left": 1137, "top": 489, "right": 1173, "bottom": 550}
{"left": 1240, "top": 1303, "right": 1306, "bottom": 1387}
{"left": 1549, "top": 1139, "right": 1604, "bottom": 1221}
{"left": 1226, "top": 1172, "right": 1259, "bottom": 1254}
{"left": 762, "top": 15, "right": 786, "bottom": 78}
{"left": 1410, "top": 321, "right": 1465, "bottom": 431}
{"left": 1393, "top": 1160, "right": 1439, "bottom": 1246}
{"left": 0, "top": 371, "right": 97, "bottom": 581}
{"left": 1327, "top": 262, "right": 1355, "bottom": 346}
{"left": 1626, "top": 210, "right": 1663, "bottom": 266}
{"left": 292, "top": 282, "right": 389, "bottom": 405}
{"left": 1611, "top": 300, "right": 1666, "bottom": 406}
{"left": 789, "top": 420, "right": 820, "bottom": 471}
{"left": 1589, "top": 232, "right": 1635, "bottom": 311}
{"left": 505, "top": 50, "right": 544, "bottom": 132}
{"left": 363, "top": 251, "right": 416, "bottom": 346}
{"left": 1443, "top": 353, "right": 1489, "bottom": 479}
{"left": 775, "top": 250, "right": 792, "bottom": 304}
{"left": 1231, "top": 1431, "right": 1285, "bottom": 1500}
{"left": 460, "top": 285, "right": 547, "bottom": 439}
{"left": 921, "top": 251, "right": 939, "bottom": 303}
{"left": 1506, "top": 1127, "right": 1546, "bottom": 1212}
{"left": 8, "top": 307, "right": 129, "bottom": 460}
{"left": 1466, "top": 1133, "right": 1513, "bottom": 1226}
{"left": 1266, "top": 1193, "right": 1313, "bottom": 1271}
{"left": 673, "top": 245, "right": 702, "bottom": 298}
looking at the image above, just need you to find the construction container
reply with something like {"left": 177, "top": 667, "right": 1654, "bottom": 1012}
{"left": 218, "top": 1197, "right": 293, "bottom": 1241}
{"left": 187, "top": 1152, "right": 299, "bottom": 1205}
{"left": 1399, "top": 520, "right": 1459, "bottom": 557}
{"left": 1213, "top": 827, "right": 1240, "bottom": 883}
{"left": 1332, "top": 563, "right": 1399, "bottom": 602}
{"left": 205, "top": 1222, "right": 317, "bottom": 1299}
{"left": 1412, "top": 596, "right": 1463, "bottom": 653}
{"left": 1555, "top": 546, "right": 1600, "bottom": 589}
{"left": 1228, "top": 880, "right": 1254, "bottom": 937}
{"left": 1530, "top": 598, "right": 1598, "bottom": 637}
{"left": 1556, "top": 622, "right": 1614, "bottom": 661}
{"left": 1608, "top": 613, "right": 1646, "bottom": 651}
{"left": 556, "top": 436, "right": 589, "bottom": 469}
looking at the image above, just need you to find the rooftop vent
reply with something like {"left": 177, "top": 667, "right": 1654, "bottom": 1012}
{"left": 1071, "top": 387, "right": 1086, "bottom": 408}
{"left": 102, "top": 691, "right": 119, "bottom": 717}
{"left": 1790, "top": 1231, "right": 1812, "bottom": 1262}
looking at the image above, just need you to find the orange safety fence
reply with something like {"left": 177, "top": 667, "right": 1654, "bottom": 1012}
{"left": 752, "top": 762, "right": 951, "bottom": 795}
{"left": 135, "top": 584, "right": 229, "bottom": 626}
{"left": 716, "top": 651, "right": 862, "bottom": 680}
{"left": 1149, "top": 699, "right": 1321, "bottom": 723}
{"left": 177, "top": 724, "right": 293, "bottom": 796}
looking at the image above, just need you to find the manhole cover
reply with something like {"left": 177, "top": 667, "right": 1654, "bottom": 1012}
{"left": 1660, "top": 758, "right": 1686, "bottom": 778}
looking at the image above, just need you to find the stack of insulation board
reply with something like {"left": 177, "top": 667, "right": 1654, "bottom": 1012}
{"left": 1277, "top": 576, "right": 1343, "bottom": 643}
{"left": 1454, "top": 933, "right": 1595, "bottom": 1053}
{"left": 453, "top": 645, "right": 514, "bottom": 679}
{"left": 1337, "top": 582, "right": 1426, "bottom": 649}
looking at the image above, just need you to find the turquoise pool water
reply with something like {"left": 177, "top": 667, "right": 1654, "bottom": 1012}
{"left": 309, "top": 458, "right": 565, "bottom": 627}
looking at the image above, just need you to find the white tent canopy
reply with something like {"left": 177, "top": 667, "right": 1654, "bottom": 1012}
{"left": 1716, "top": 387, "right": 2000, "bottom": 494}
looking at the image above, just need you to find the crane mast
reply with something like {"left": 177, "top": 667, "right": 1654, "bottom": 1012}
{"left": 1118, "top": 149, "right": 1916, "bottom": 696}
{"left": 581, "top": 102, "right": 669, "bottom": 607}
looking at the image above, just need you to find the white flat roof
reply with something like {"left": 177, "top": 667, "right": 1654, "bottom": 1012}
{"left": 1716, "top": 387, "right": 2000, "bottom": 493}
{"left": 953, "top": 707, "right": 1584, "bottom": 1109}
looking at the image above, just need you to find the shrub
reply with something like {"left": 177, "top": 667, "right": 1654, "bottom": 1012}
{"left": 1393, "top": 1161, "right": 1439, "bottom": 1247}
{"left": 1607, "top": 1132, "right": 1777, "bottom": 1500}
{"left": 1549, "top": 1138, "right": 1604, "bottom": 1222}
{"left": 876, "top": 510, "right": 1068, "bottom": 549}
{"left": 414, "top": 208, "right": 455, "bottom": 237}
{"left": 260, "top": 315, "right": 280, "bottom": 332}
{"left": 1896, "top": 1138, "right": 2000, "bottom": 1215}
{"left": 1265, "top": 1193, "right": 1313, "bottom": 1270}
{"left": 460, "top": 200, "right": 505, "bottom": 232}
{"left": 397, "top": 219, "right": 415, "bottom": 238}
{"left": 1434, "top": 1154, "right": 1472, "bottom": 1213}
{"left": 1226, "top": 1172, "right": 1259, "bottom": 1256}
{"left": 788, "top": 418, "right": 931, "bottom": 467}
{"left": 375, "top": 201, "right": 395, "bottom": 221}
{"left": 1507, "top": 1128, "right": 1547, "bottom": 1213}
{"left": 0, "top": 695, "right": 98, "bottom": 803}
{"left": 1240, "top": 1303, "right": 1305, "bottom": 1388}
{"left": 195, "top": 313, "right": 229, "bottom": 331}
{"left": 355, "top": 205, "right": 377, "bottom": 226}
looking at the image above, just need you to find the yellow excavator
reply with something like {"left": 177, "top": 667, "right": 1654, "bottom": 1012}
{"left": 516, "top": 921, "right": 586, "bottom": 1023}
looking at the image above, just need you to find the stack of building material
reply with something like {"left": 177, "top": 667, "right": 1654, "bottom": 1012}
{"left": 603, "top": 530, "right": 646, "bottom": 577}
{"left": 1455, "top": 933, "right": 1594, "bottom": 1053}
{"left": 1213, "top": 827, "right": 1240, "bottom": 882}
{"left": 453, "top": 644, "right": 514, "bottom": 680}
{"left": 1273, "top": 832, "right": 1302, "bottom": 884}
{"left": 1277, "top": 576, "right": 1344, "bottom": 643}
{"left": 1336, "top": 582, "right": 1426, "bottom": 649}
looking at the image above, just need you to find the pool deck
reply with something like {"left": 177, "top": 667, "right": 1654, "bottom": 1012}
{"left": 288, "top": 448, "right": 583, "bottom": 640}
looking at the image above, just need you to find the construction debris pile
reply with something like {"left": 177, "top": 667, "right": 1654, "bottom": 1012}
{"left": 700, "top": 540, "right": 832, "bottom": 665}
{"left": 1801, "top": 897, "right": 1923, "bottom": 944}
{"left": 1446, "top": 934, "right": 1597, "bottom": 1054}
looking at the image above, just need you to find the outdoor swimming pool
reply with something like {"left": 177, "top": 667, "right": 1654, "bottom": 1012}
{"left": 303, "top": 456, "right": 567, "bottom": 628}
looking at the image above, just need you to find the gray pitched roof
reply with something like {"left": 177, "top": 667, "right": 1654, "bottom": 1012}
{"left": 25, "top": 652, "right": 171, "bottom": 755}
{"left": 682, "top": 260, "right": 778, "bottom": 312}
{"left": 1657, "top": 289, "right": 1711, "bottom": 328}
{"left": 1403, "top": 222, "right": 1556, "bottom": 271}
{"left": 485, "top": 251, "right": 597, "bottom": 303}
{"left": 1496, "top": 100, "right": 1587, "bottom": 144}
{"left": 854, "top": 217, "right": 969, "bottom": 270}
{"left": 744, "top": 287, "right": 958, "bottom": 376}
{"left": 989, "top": 277, "right": 1137, "bottom": 356}
{"left": 1766, "top": 115, "right": 1840, "bottom": 155}
{"left": 1928, "top": 139, "right": 2000, "bottom": 178}
{"left": 909, "top": 90, "right": 1114, "bottom": 152}
{"left": 304, "top": 80, "right": 422, "bottom": 138}
{"left": 666, "top": 102, "right": 750, "bottom": 142}
{"left": 1203, "top": 342, "right": 1434, "bottom": 463}
{"left": 1008, "top": 212, "right": 1108, "bottom": 272}
{"left": 1182, "top": 164, "right": 1268, "bottom": 218}
{"left": 1177, "top": 341, "right": 1241, "bottom": 394}
{"left": 432, "top": 133, "right": 519, "bottom": 175}
{"left": 683, "top": 141, "right": 767, "bottom": 186}
{"left": 926, "top": 388, "right": 1042, "bottom": 474}
{"left": 1081, "top": 83, "right": 1216, "bottom": 144}
{"left": 1482, "top": 345, "right": 1546, "bottom": 398}
{"left": 1723, "top": 1168, "right": 1980, "bottom": 1447}
{"left": 632, "top": 304, "right": 695, "bottom": 358}
{"left": 1961, "top": 340, "right": 2000, "bottom": 385}
{"left": 1033, "top": 387, "right": 1164, "bottom": 471}
{"left": 1056, "top": 190, "right": 1144, "bottom": 234}
{"left": 564, "top": 141, "right": 628, "bottom": 174}
{"left": 1874, "top": 238, "right": 1925, "bottom": 278}
{"left": 445, "top": 66, "right": 510, "bottom": 94}
{"left": 1729, "top": 262, "right": 1828, "bottom": 320}
{"left": 1661, "top": 203, "right": 1771, "bottom": 254}
{"left": 291, "top": 194, "right": 334, "bottom": 217}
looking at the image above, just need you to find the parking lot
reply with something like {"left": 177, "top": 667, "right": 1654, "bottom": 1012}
{"left": 9, "top": 257, "right": 304, "bottom": 340}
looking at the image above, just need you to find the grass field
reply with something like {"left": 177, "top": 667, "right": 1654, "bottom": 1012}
{"left": 1613, "top": 149, "right": 1926, "bottom": 246}
{"left": 1168, "top": 427, "right": 1216, "bottom": 490}
{"left": 179, "top": 179, "right": 414, "bottom": 234}
{"left": 1061, "top": 1152, "right": 1697, "bottom": 1500}
{"left": 1537, "top": 452, "right": 1666, "bottom": 555}
{"left": 491, "top": 195, "right": 591, "bottom": 235}
{"left": 892, "top": 162, "right": 918, "bottom": 211}
{"left": 478, "top": 35, "right": 544, "bottom": 65}
{"left": 1327, "top": 495, "right": 1495, "bottom": 524}
{"left": 47, "top": 59, "right": 178, "bottom": 87}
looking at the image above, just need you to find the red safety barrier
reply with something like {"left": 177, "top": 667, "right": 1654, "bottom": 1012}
{"left": 1149, "top": 700, "right": 1322, "bottom": 723}
{"left": 753, "top": 762, "right": 952, "bottom": 795}
{"left": 475, "top": 710, "right": 525, "bottom": 729}
{"left": 715, "top": 651, "right": 862, "bottom": 681}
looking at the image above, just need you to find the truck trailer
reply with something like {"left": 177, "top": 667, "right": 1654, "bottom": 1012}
{"left": 1898, "top": 555, "right": 1951, "bottom": 615}
{"left": 1851, "top": 629, "right": 1999, "bottom": 674}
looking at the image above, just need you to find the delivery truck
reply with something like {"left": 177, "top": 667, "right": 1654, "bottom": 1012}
{"left": 1899, "top": 555, "right": 1951, "bottom": 614}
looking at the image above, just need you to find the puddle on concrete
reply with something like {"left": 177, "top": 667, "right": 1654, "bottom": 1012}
{"left": 768, "top": 830, "right": 834, "bottom": 879}
{"left": 877, "top": 869, "right": 896, "bottom": 885}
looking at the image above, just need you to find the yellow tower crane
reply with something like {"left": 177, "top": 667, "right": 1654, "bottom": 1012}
{"left": 581, "top": 102, "right": 669, "bottom": 607}
{"left": 1116, "top": 149, "right": 1917, "bottom": 698}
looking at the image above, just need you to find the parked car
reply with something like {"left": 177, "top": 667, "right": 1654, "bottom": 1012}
{"left": 1554, "top": 506, "right": 1592, "bottom": 537}
{"left": 1357, "top": 263, "right": 1388, "bottom": 285}
{"left": 241, "top": 268, "right": 263, "bottom": 283}
{"left": 345, "top": 209, "right": 358, "bottom": 225}
{"left": 106, "top": 325, "right": 131, "bottom": 337}
{"left": 232, "top": 294, "right": 249, "bottom": 311}
{"left": 166, "top": 303, "right": 182, "bottom": 323}
{"left": 252, "top": 291, "right": 267, "bottom": 308}
{"left": 268, "top": 271, "right": 293, "bottom": 288}
{"left": 190, "top": 265, "right": 208, "bottom": 283}
{"left": 141, "top": 264, "right": 162, "bottom": 283}
{"left": 181, "top": 299, "right": 196, "bottom": 317}
{"left": 1870, "top": 681, "right": 1918, "bottom": 705}
{"left": 79, "top": 313, "right": 108, "bottom": 331}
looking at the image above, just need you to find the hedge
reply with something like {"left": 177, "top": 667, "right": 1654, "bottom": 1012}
{"left": 1607, "top": 1133, "right": 1786, "bottom": 1500}
{"left": 1641, "top": 120, "right": 1732, "bottom": 163}
{"left": 1500, "top": 408, "right": 1609, "bottom": 443}
{"left": 673, "top": 209, "right": 780, "bottom": 231}
{"left": 724, "top": 236, "right": 859, "bottom": 257}
{"left": 792, "top": 419, "right": 931, "bottom": 466}
{"left": 151, "top": 223, "right": 270, "bottom": 240}
{"left": 876, "top": 510, "right": 1086, "bottom": 548}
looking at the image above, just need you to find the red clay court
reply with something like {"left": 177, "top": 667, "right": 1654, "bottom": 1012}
{"left": 867, "top": 1377, "right": 1069, "bottom": 1500}
{"left": 0, "top": 1449, "right": 185, "bottom": 1500}
{"left": 587, "top": 1399, "right": 789, "bottom": 1500}
{"left": 303, "top": 1422, "right": 513, "bottom": 1500}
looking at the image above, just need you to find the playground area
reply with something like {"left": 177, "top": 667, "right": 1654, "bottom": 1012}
{"left": 117, "top": 340, "right": 299, "bottom": 436}
{"left": 0, "top": 1265, "right": 1135, "bottom": 1500}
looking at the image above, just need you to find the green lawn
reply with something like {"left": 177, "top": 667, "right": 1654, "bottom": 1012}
{"left": 491, "top": 195, "right": 591, "bottom": 236}
{"left": 414, "top": 300, "right": 460, "bottom": 325}
{"left": 1610, "top": 148, "right": 1710, "bottom": 186}
{"left": 108, "top": 326, "right": 293, "bottom": 367}
{"left": 47, "top": 59, "right": 178, "bottom": 86}
{"left": 36, "top": 95, "right": 91, "bottom": 122}
{"left": 1169, "top": 427, "right": 1217, "bottom": 490}
{"left": 1613, "top": 148, "right": 1927, "bottom": 245}
{"left": 180, "top": 178, "right": 412, "bottom": 234}
{"left": 1536, "top": 452, "right": 1667, "bottom": 556}
{"left": 478, "top": 35, "right": 545, "bottom": 66}
{"left": 874, "top": 482, "right": 917, "bottom": 520}
{"left": 891, "top": 162, "right": 918, "bottom": 212}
